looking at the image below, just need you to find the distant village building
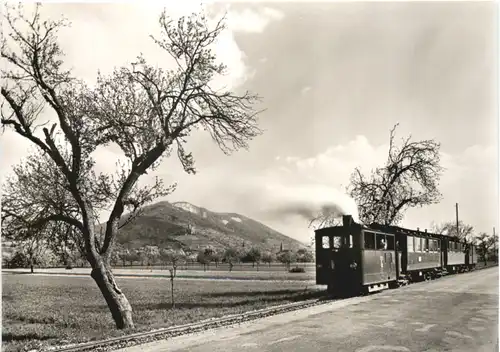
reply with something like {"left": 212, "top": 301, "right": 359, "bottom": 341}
{"left": 276, "top": 242, "right": 291, "bottom": 255}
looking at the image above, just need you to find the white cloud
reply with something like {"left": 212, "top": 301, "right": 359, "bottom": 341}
{"left": 225, "top": 7, "right": 284, "bottom": 33}
{"left": 166, "top": 135, "right": 497, "bottom": 243}
{"left": 1, "top": 3, "right": 282, "bottom": 180}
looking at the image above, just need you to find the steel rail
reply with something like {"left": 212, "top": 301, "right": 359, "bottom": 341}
{"left": 49, "top": 297, "right": 332, "bottom": 352}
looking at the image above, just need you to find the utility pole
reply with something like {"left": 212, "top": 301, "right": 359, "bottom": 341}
{"left": 455, "top": 203, "right": 460, "bottom": 238}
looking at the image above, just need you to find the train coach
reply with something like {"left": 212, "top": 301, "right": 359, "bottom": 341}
{"left": 315, "top": 215, "right": 477, "bottom": 296}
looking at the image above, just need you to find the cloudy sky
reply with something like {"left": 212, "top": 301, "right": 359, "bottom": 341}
{"left": 1, "top": 1, "right": 498, "bottom": 244}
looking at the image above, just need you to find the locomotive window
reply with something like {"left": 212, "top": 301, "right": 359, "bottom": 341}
{"left": 376, "top": 234, "right": 387, "bottom": 250}
{"left": 364, "top": 232, "right": 376, "bottom": 250}
{"left": 322, "top": 236, "right": 330, "bottom": 249}
{"left": 407, "top": 236, "right": 414, "bottom": 252}
{"left": 386, "top": 235, "right": 395, "bottom": 250}
{"left": 423, "top": 238, "right": 429, "bottom": 252}
{"left": 349, "top": 235, "right": 353, "bottom": 248}
{"left": 333, "top": 236, "right": 342, "bottom": 249}
{"left": 437, "top": 240, "right": 441, "bottom": 250}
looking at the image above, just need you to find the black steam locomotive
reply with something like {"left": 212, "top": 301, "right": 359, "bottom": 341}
{"left": 315, "top": 215, "right": 477, "bottom": 295}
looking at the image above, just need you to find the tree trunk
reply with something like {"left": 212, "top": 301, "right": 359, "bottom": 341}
{"left": 91, "top": 262, "right": 134, "bottom": 329}
{"left": 30, "top": 263, "right": 34, "bottom": 273}
{"left": 171, "top": 278, "right": 175, "bottom": 309}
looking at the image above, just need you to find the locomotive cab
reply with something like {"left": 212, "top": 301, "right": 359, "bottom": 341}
{"left": 315, "top": 215, "right": 362, "bottom": 295}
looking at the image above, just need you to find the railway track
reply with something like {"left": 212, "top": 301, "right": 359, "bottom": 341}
{"left": 48, "top": 263, "right": 497, "bottom": 352}
{"left": 49, "top": 297, "right": 334, "bottom": 352}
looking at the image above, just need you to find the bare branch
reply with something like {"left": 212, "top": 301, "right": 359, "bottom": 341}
{"left": 346, "top": 124, "right": 444, "bottom": 226}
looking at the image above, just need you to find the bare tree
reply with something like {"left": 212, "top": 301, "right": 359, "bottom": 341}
{"left": 1, "top": 4, "right": 262, "bottom": 330}
{"left": 277, "top": 251, "right": 295, "bottom": 271}
{"left": 308, "top": 215, "right": 342, "bottom": 231}
{"left": 347, "top": 124, "right": 444, "bottom": 226}
{"left": 17, "top": 231, "right": 46, "bottom": 273}
{"left": 158, "top": 248, "right": 186, "bottom": 308}
{"left": 223, "top": 247, "right": 240, "bottom": 272}
{"left": 261, "top": 251, "right": 275, "bottom": 268}
{"left": 475, "top": 232, "right": 496, "bottom": 265}
{"left": 243, "top": 247, "right": 262, "bottom": 270}
{"left": 432, "top": 220, "right": 474, "bottom": 242}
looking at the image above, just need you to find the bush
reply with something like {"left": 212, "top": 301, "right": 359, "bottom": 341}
{"left": 65, "top": 264, "right": 73, "bottom": 270}
{"left": 289, "top": 266, "right": 305, "bottom": 273}
{"left": 4, "top": 252, "right": 30, "bottom": 268}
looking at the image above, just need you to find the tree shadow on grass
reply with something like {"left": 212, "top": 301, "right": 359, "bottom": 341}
{"left": 2, "top": 332, "right": 57, "bottom": 342}
{"left": 133, "top": 290, "right": 332, "bottom": 311}
{"left": 201, "top": 289, "right": 324, "bottom": 298}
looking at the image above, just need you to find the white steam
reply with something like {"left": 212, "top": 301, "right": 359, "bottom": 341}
{"left": 260, "top": 183, "right": 360, "bottom": 224}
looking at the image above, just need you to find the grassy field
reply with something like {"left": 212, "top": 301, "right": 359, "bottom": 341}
{"left": 3, "top": 266, "right": 315, "bottom": 281}
{"left": 2, "top": 273, "right": 324, "bottom": 352}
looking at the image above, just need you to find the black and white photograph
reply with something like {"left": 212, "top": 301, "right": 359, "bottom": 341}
{"left": 0, "top": 1, "right": 498, "bottom": 352}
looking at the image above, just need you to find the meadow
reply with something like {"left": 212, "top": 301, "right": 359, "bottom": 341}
{"left": 2, "top": 273, "right": 324, "bottom": 352}
{"left": 4, "top": 264, "right": 316, "bottom": 281}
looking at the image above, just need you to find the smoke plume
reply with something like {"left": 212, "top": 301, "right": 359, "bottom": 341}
{"left": 259, "top": 183, "right": 360, "bottom": 224}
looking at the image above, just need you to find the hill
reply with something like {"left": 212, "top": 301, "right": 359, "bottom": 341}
{"left": 113, "top": 201, "right": 307, "bottom": 253}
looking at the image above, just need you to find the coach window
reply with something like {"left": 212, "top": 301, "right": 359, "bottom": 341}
{"left": 386, "top": 235, "right": 395, "bottom": 250}
{"left": 322, "top": 236, "right": 330, "bottom": 249}
{"left": 415, "top": 237, "right": 422, "bottom": 252}
{"left": 364, "top": 232, "right": 376, "bottom": 250}
{"left": 437, "top": 240, "right": 441, "bottom": 251}
{"left": 407, "top": 236, "right": 414, "bottom": 252}
{"left": 349, "top": 235, "right": 354, "bottom": 248}
{"left": 423, "top": 238, "right": 429, "bottom": 252}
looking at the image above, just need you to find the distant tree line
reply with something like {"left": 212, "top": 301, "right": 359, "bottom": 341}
{"left": 3, "top": 240, "right": 315, "bottom": 272}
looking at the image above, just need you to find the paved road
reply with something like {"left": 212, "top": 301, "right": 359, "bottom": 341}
{"left": 118, "top": 267, "right": 499, "bottom": 352}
